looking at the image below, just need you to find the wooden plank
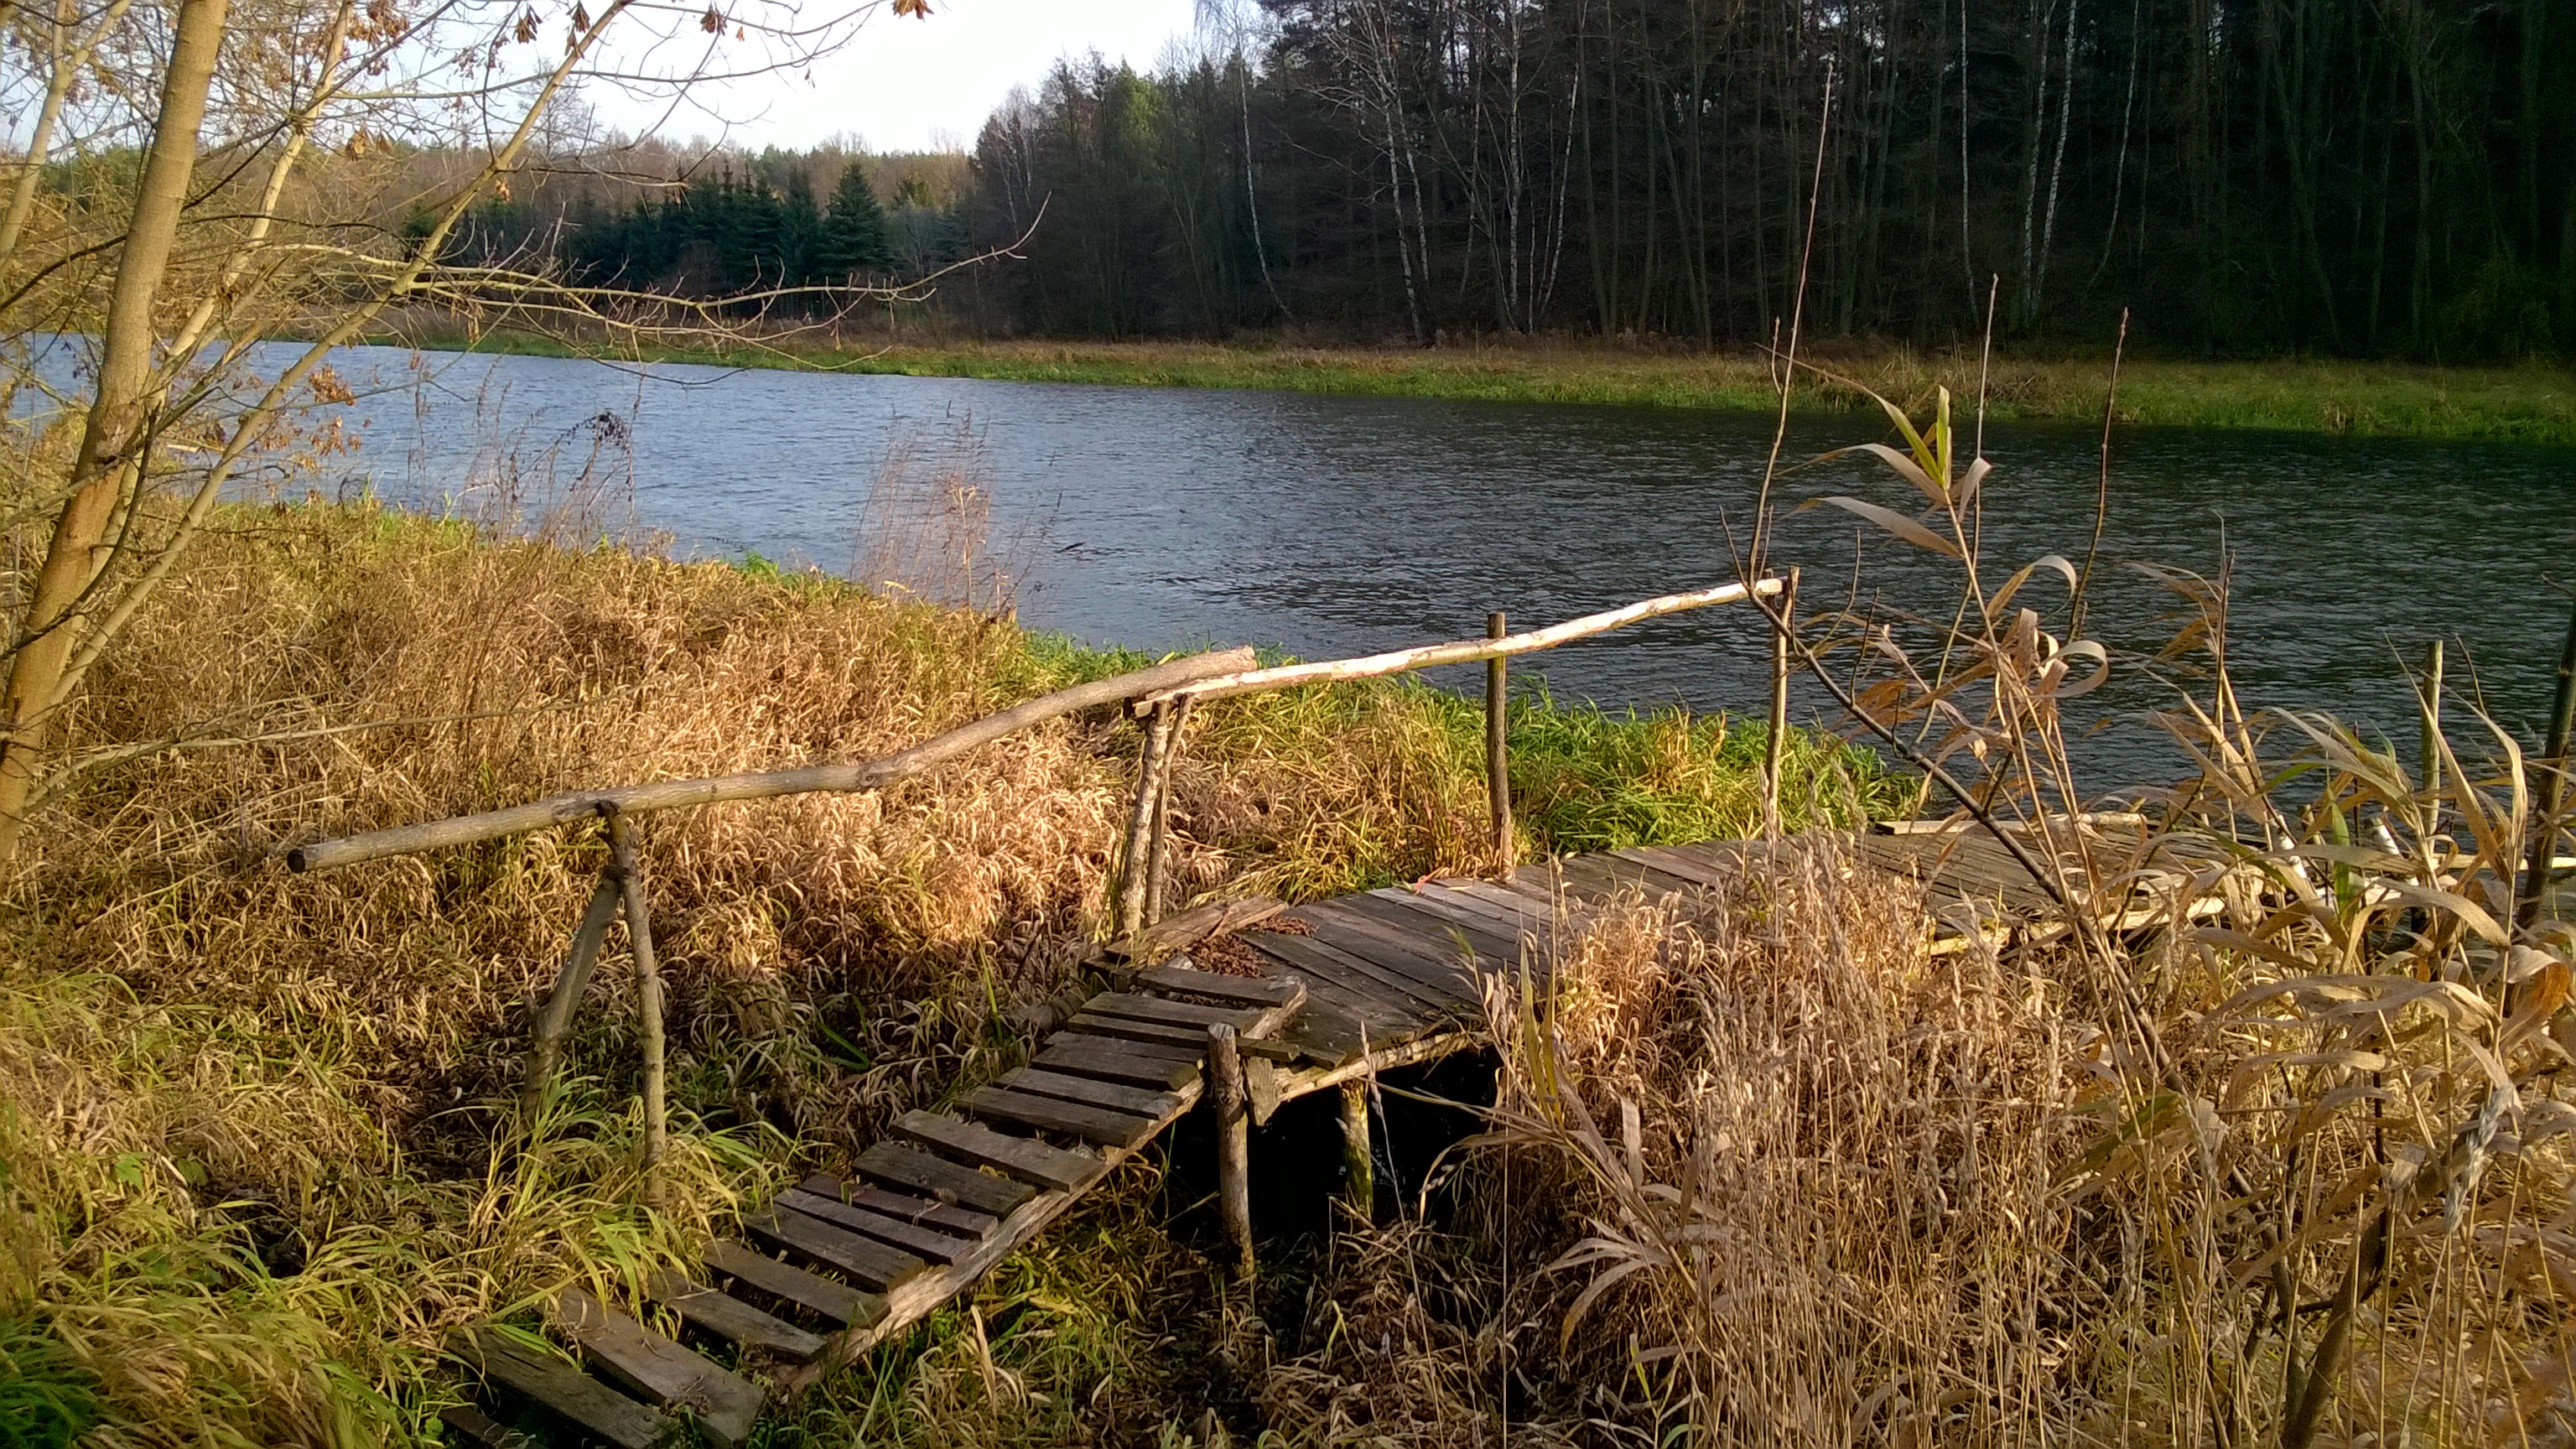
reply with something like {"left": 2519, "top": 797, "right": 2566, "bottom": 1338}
{"left": 1406, "top": 881, "right": 1554, "bottom": 937}
{"left": 1437, "top": 877, "right": 1591, "bottom": 932}
{"left": 776, "top": 1187, "right": 981, "bottom": 1265}
{"left": 1000, "top": 1067, "right": 1185, "bottom": 1119}
{"left": 1031, "top": 1038, "right": 1201, "bottom": 1090}
{"left": 1552, "top": 853, "right": 1696, "bottom": 902}
{"left": 454, "top": 1332, "right": 680, "bottom": 1449}
{"left": 776, "top": 1186, "right": 1071, "bottom": 1396}
{"left": 1294, "top": 905, "right": 1498, "bottom": 1003}
{"left": 642, "top": 1270, "right": 826, "bottom": 1363}
{"left": 1345, "top": 889, "right": 1530, "bottom": 960}
{"left": 439, "top": 1404, "right": 541, "bottom": 1449}
{"left": 744, "top": 1205, "right": 931, "bottom": 1293}
{"left": 1065, "top": 1011, "right": 1220, "bottom": 1051}
{"left": 555, "top": 1287, "right": 763, "bottom": 1449}
{"left": 1134, "top": 963, "right": 1304, "bottom": 1008}
{"left": 1108, "top": 894, "right": 1285, "bottom": 962}
{"left": 852, "top": 1140, "right": 1036, "bottom": 1218}
{"left": 1244, "top": 924, "right": 1469, "bottom": 1020}
{"left": 961, "top": 1084, "right": 1162, "bottom": 1149}
{"left": 699, "top": 1240, "right": 883, "bottom": 1327}
{"left": 1623, "top": 844, "right": 1746, "bottom": 891}
{"left": 1264, "top": 999, "right": 1373, "bottom": 1067}
{"left": 895, "top": 1110, "right": 1109, "bottom": 1190}
{"left": 1576, "top": 852, "right": 1716, "bottom": 900}
{"left": 1044, "top": 1028, "right": 1204, "bottom": 1064}
{"left": 1079, "top": 992, "right": 1271, "bottom": 1033}
{"left": 794, "top": 1174, "right": 997, "bottom": 1239}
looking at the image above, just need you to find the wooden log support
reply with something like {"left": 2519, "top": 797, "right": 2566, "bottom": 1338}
{"left": 1338, "top": 1079, "right": 1374, "bottom": 1224}
{"left": 1487, "top": 610, "right": 1513, "bottom": 867}
{"left": 1117, "top": 701, "right": 1177, "bottom": 943}
{"left": 521, "top": 870, "right": 623, "bottom": 1119}
{"left": 1764, "top": 569, "right": 1798, "bottom": 838}
{"left": 1144, "top": 699, "right": 1190, "bottom": 930}
{"left": 288, "top": 648, "right": 1259, "bottom": 872}
{"left": 604, "top": 809, "right": 667, "bottom": 1207}
{"left": 1129, "top": 578, "right": 1786, "bottom": 711}
{"left": 1207, "top": 1023, "right": 1254, "bottom": 1279}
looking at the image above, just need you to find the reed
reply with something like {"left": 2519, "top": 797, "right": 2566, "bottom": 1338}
{"left": 0, "top": 423, "right": 1858, "bottom": 1441}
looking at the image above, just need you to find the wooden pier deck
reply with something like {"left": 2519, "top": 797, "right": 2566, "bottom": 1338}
{"left": 439, "top": 821, "right": 2190, "bottom": 1448}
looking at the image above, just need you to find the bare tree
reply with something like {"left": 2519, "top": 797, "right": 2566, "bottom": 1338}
{"left": 0, "top": 0, "right": 921, "bottom": 860}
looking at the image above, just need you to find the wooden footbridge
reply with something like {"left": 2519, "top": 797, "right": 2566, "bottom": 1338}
{"left": 285, "top": 575, "right": 2176, "bottom": 1448}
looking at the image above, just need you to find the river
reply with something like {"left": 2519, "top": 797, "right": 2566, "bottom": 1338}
{"left": 210, "top": 342, "right": 2576, "bottom": 786}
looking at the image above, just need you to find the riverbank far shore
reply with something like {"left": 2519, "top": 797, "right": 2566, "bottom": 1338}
{"left": 393, "top": 327, "right": 2576, "bottom": 445}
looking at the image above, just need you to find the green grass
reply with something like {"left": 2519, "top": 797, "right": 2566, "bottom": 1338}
{"left": 374, "top": 322, "right": 2576, "bottom": 446}
{"left": 0, "top": 1319, "right": 103, "bottom": 1449}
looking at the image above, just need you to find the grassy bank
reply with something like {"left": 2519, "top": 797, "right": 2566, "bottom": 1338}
{"left": 0, "top": 500, "right": 1891, "bottom": 1446}
{"left": 397, "top": 324, "right": 2576, "bottom": 445}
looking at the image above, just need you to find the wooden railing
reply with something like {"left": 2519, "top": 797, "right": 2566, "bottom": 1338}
{"left": 281, "top": 573, "right": 1794, "bottom": 1193}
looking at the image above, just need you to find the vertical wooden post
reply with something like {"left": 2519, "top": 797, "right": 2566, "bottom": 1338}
{"left": 1337, "top": 1078, "right": 1374, "bottom": 1224}
{"left": 605, "top": 808, "right": 667, "bottom": 1208}
{"left": 2418, "top": 639, "right": 2445, "bottom": 827}
{"left": 1117, "top": 701, "right": 1176, "bottom": 943}
{"left": 1763, "top": 569, "right": 1799, "bottom": 838}
{"left": 1145, "top": 700, "right": 1189, "bottom": 929}
{"left": 1486, "top": 611, "right": 1513, "bottom": 867}
{"left": 522, "top": 870, "right": 625, "bottom": 1119}
{"left": 1207, "top": 1022, "right": 1254, "bottom": 1278}
{"left": 2518, "top": 600, "right": 2576, "bottom": 930}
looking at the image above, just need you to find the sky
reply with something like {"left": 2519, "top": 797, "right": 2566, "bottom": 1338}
{"left": 587, "top": 0, "right": 1205, "bottom": 153}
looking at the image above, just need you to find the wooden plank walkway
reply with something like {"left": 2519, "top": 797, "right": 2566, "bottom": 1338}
{"left": 443, "top": 823, "right": 2160, "bottom": 1446}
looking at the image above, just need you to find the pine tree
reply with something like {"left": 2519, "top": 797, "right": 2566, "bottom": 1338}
{"left": 814, "top": 161, "right": 893, "bottom": 278}
{"left": 779, "top": 169, "right": 823, "bottom": 288}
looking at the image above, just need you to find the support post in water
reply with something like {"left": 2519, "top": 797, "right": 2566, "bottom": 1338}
{"left": 521, "top": 870, "right": 625, "bottom": 1119}
{"left": 605, "top": 808, "right": 668, "bottom": 1207}
{"left": 2519, "top": 600, "right": 2576, "bottom": 932}
{"left": 1487, "top": 611, "right": 1512, "bottom": 867}
{"left": 1763, "top": 569, "right": 1800, "bottom": 836}
{"left": 2418, "top": 640, "right": 2445, "bottom": 828}
{"left": 1207, "top": 1022, "right": 1254, "bottom": 1278}
{"left": 1337, "top": 1078, "right": 1374, "bottom": 1223}
{"left": 1117, "top": 701, "right": 1176, "bottom": 943}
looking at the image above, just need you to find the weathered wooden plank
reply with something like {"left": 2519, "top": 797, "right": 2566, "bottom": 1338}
{"left": 1065, "top": 1010, "right": 1222, "bottom": 1051}
{"left": 1079, "top": 992, "right": 1271, "bottom": 1033}
{"left": 895, "top": 1110, "right": 1109, "bottom": 1190}
{"left": 454, "top": 1332, "right": 680, "bottom": 1449}
{"left": 1293, "top": 904, "right": 1498, "bottom": 1002}
{"left": 961, "top": 1085, "right": 1162, "bottom": 1149}
{"left": 642, "top": 1270, "right": 826, "bottom": 1363}
{"left": 852, "top": 1140, "right": 1036, "bottom": 1218}
{"left": 775, "top": 1187, "right": 983, "bottom": 1265}
{"left": 1134, "top": 963, "right": 1304, "bottom": 1008}
{"left": 1623, "top": 844, "right": 1746, "bottom": 891}
{"left": 556, "top": 1287, "right": 764, "bottom": 1449}
{"left": 1404, "top": 881, "right": 1553, "bottom": 937}
{"left": 1045, "top": 1027, "right": 1203, "bottom": 1062}
{"left": 1031, "top": 1037, "right": 1202, "bottom": 1090}
{"left": 1575, "top": 852, "right": 1715, "bottom": 900}
{"left": 438, "top": 1404, "right": 541, "bottom": 1449}
{"left": 1106, "top": 895, "right": 1285, "bottom": 962}
{"left": 1243, "top": 924, "right": 1468, "bottom": 1020}
{"left": 1317, "top": 894, "right": 1515, "bottom": 967}
{"left": 1001, "top": 1067, "right": 1186, "bottom": 1119}
{"left": 745, "top": 1205, "right": 930, "bottom": 1293}
{"left": 795, "top": 1174, "right": 998, "bottom": 1239}
{"left": 1349, "top": 886, "right": 1524, "bottom": 963}
{"left": 1436, "top": 876, "right": 1590, "bottom": 932}
{"left": 700, "top": 1240, "right": 884, "bottom": 1328}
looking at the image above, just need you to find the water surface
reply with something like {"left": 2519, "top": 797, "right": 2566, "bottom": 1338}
{"left": 209, "top": 342, "right": 2576, "bottom": 785}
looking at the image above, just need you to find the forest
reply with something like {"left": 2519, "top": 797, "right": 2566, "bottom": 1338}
{"left": 482, "top": 0, "right": 2571, "bottom": 357}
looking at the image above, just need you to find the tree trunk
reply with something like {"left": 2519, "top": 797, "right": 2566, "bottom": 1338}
{"left": 0, "top": 0, "right": 230, "bottom": 863}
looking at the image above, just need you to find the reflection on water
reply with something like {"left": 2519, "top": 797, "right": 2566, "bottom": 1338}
{"left": 196, "top": 341, "right": 2576, "bottom": 785}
